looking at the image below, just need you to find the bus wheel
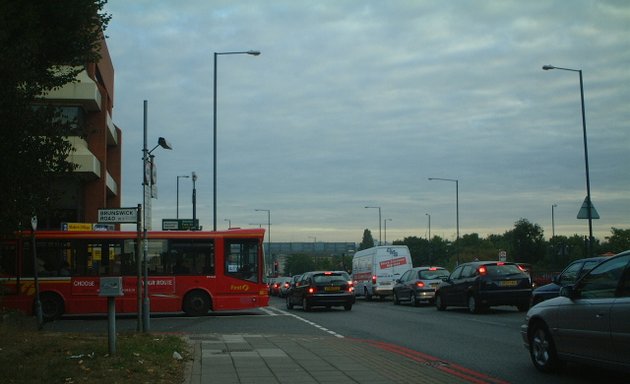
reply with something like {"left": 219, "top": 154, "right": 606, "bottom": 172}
{"left": 39, "top": 292, "right": 64, "bottom": 321}
{"left": 183, "top": 290, "right": 211, "bottom": 316}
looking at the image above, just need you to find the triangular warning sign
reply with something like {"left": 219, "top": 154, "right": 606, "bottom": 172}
{"left": 577, "top": 197, "right": 600, "bottom": 219}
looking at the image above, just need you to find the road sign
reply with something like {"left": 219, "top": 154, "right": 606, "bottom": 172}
{"left": 577, "top": 197, "right": 600, "bottom": 219}
{"left": 162, "top": 219, "right": 199, "bottom": 230}
{"left": 98, "top": 208, "right": 139, "bottom": 223}
{"left": 499, "top": 250, "right": 507, "bottom": 261}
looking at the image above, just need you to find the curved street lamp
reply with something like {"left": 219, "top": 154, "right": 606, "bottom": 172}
{"left": 364, "top": 206, "right": 382, "bottom": 246}
{"left": 428, "top": 177, "right": 459, "bottom": 264}
{"left": 213, "top": 50, "right": 260, "bottom": 231}
{"left": 542, "top": 64, "right": 596, "bottom": 255}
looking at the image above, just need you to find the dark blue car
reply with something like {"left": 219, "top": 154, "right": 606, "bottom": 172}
{"left": 531, "top": 256, "right": 607, "bottom": 306}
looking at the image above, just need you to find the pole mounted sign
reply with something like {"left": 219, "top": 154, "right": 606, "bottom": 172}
{"left": 98, "top": 208, "right": 139, "bottom": 223}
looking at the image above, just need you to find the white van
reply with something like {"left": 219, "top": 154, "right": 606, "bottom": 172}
{"left": 352, "top": 246, "right": 413, "bottom": 300}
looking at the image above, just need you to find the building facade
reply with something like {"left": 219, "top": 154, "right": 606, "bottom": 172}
{"left": 42, "top": 36, "right": 121, "bottom": 229}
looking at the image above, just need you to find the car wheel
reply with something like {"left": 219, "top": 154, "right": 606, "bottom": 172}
{"left": 302, "top": 297, "right": 311, "bottom": 312}
{"left": 183, "top": 290, "right": 211, "bottom": 316}
{"left": 393, "top": 292, "right": 400, "bottom": 305}
{"left": 435, "top": 294, "right": 446, "bottom": 311}
{"left": 344, "top": 303, "right": 352, "bottom": 311}
{"left": 411, "top": 292, "right": 419, "bottom": 307}
{"left": 39, "top": 292, "right": 65, "bottom": 321}
{"left": 286, "top": 296, "right": 294, "bottom": 310}
{"left": 529, "top": 322, "right": 561, "bottom": 373}
{"left": 468, "top": 295, "right": 480, "bottom": 314}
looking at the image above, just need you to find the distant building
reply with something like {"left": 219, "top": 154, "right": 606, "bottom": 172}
{"left": 41, "top": 35, "right": 121, "bottom": 229}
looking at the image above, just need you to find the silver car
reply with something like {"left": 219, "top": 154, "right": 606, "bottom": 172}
{"left": 521, "top": 250, "right": 630, "bottom": 373}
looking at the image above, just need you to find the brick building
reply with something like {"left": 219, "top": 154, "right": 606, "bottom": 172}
{"left": 41, "top": 36, "right": 122, "bottom": 229}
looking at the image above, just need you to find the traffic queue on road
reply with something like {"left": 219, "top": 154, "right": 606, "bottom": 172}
{"left": 269, "top": 246, "right": 630, "bottom": 376}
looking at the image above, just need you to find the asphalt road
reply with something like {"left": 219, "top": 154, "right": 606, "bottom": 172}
{"left": 43, "top": 296, "right": 626, "bottom": 384}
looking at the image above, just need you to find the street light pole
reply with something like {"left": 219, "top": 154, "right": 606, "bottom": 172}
{"left": 255, "top": 209, "right": 271, "bottom": 273}
{"left": 213, "top": 50, "right": 260, "bottom": 231}
{"left": 384, "top": 218, "right": 392, "bottom": 245}
{"left": 426, "top": 213, "right": 432, "bottom": 264}
{"left": 176, "top": 175, "right": 189, "bottom": 219}
{"left": 551, "top": 204, "right": 557, "bottom": 239}
{"left": 543, "top": 65, "right": 595, "bottom": 255}
{"left": 428, "top": 177, "right": 459, "bottom": 264}
{"left": 141, "top": 101, "right": 172, "bottom": 333}
{"left": 364, "top": 206, "right": 382, "bottom": 246}
{"left": 192, "top": 172, "right": 197, "bottom": 230}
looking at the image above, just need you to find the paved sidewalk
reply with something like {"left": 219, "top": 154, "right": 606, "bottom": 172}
{"left": 183, "top": 333, "right": 508, "bottom": 384}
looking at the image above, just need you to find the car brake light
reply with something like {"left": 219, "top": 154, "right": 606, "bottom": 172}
{"left": 478, "top": 266, "right": 487, "bottom": 275}
{"left": 324, "top": 271, "right": 332, "bottom": 275}
{"left": 517, "top": 265, "right": 526, "bottom": 272}
{"left": 497, "top": 262, "right": 505, "bottom": 266}
{"left": 416, "top": 282, "right": 425, "bottom": 288}
{"left": 308, "top": 287, "right": 316, "bottom": 294}
{"left": 429, "top": 267, "right": 438, "bottom": 271}
{"left": 372, "top": 275, "right": 377, "bottom": 284}
{"left": 283, "top": 282, "right": 290, "bottom": 288}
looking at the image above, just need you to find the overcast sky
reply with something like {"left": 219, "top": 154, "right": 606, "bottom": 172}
{"left": 104, "top": 0, "right": 629, "bottom": 244}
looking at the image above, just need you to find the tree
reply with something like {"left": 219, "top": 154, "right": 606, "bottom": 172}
{"left": 358, "top": 229, "right": 375, "bottom": 251}
{"left": 603, "top": 227, "right": 630, "bottom": 254}
{"left": 284, "top": 254, "right": 316, "bottom": 276}
{"left": 0, "top": 0, "right": 110, "bottom": 234}
{"left": 505, "top": 218, "right": 546, "bottom": 264}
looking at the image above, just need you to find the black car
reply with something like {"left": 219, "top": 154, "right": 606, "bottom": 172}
{"left": 286, "top": 271, "right": 355, "bottom": 311}
{"left": 393, "top": 267, "right": 450, "bottom": 306}
{"left": 531, "top": 256, "right": 607, "bottom": 306}
{"left": 435, "top": 261, "right": 532, "bottom": 313}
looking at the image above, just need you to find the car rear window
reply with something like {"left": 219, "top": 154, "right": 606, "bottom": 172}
{"left": 418, "top": 270, "right": 449, "bottom": 280}
{"left": 484, "top": 264, "right": 526, "bottom": 276}
{"left": 313, "top": 273, "right": 349, "bottom": 284}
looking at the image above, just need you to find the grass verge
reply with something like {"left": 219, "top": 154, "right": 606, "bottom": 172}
{"left": 0, "top": 311, "right": 190, "bottom": 384}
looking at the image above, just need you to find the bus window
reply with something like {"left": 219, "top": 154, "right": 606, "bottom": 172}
{"left": 0, "top": 242, "right": 16, "bottom": 276}
{"left": 165, "top": 239, "right": 214, "bottom": 276}
{"left": 225, "top": 239, "right": 259, "bottom": 282}
{"left": 23, "top": 240, "right": 73, "bottom": 277}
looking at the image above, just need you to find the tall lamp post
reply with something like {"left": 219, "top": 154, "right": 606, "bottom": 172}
{"left": 384, "top": 218, "right": 392, "bottom": 245}
{"left": 213, "top": 50, "right": 260, "bottom": 231}
{"left": 428, "top": 177, "right": 459, "bottom": 264}
{"left": 551, "top": 203, "right": 557, "bottom": 239}
{"left": 176, "top": 175, "right": 189, "bottom": 219}
{"left": 542, "top": 65, "right": 597, "bottom": 255}
{"left": 426, "top": 213, "right": 432, "bottom": 264}
{"left": 255, "top": 209, "right": 271, "bottom": 273}
{"left": 364, "top": 206, "right": 382, "bottom": 246}
{"left": 142, "top": 102, "right": 172, "bottom": 332}
{"left": 192, "top": 172, "right": 198, "bottom": 230}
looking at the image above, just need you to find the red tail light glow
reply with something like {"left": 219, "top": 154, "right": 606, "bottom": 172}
{"left": 429, "top": 267, "right": 438, "bottom": 271}
{"left": 478, "top": 266, "right": 487, "bottom": 275}
{"left": 308, "top": 287, "right": 316, "bottom": 294}
{"left": 371, "top": 275, "right": 377, "bottom": 284}
{"left": 416, "top": 282, "right": 425, "bottom": 288}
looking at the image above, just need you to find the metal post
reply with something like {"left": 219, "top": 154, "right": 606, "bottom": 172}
{"left": 30, "top": 216, "right": 43, "bottom": 330}
{"left": 136, "top": 204, "right": 142, "bottom": 332}
{"left": 107, "top": 297, "right": 117, "bottom": 354}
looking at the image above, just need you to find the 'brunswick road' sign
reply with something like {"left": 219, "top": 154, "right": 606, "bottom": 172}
{"left": 98, "top": 208, "right": 139, "bottom": 223}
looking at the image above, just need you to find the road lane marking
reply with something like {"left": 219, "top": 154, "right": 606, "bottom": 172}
{"left": 267, "top": 306, "right": 345, "bottom": 338}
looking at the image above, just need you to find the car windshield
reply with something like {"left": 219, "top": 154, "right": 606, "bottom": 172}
{"left": 312, "top": 273, "right": 348, "bottom": 284}
{"left": 485, "top": 264, "right": 525, "bottom": 276}
{"left": 418, "top": 270, "right": 449, "bottom": 280}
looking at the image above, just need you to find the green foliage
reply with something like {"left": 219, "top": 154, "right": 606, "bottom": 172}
{"left": 358, "top": 229, "right": 375, "bottom": 251}
{"left": 284, "top": 254, "right": 317, "bottom": 276}
{"left": 0, "top": 0, "right": 110, "bottom": 234}
{"left": 605, "top": 227, "right": 630, "bottom": 253}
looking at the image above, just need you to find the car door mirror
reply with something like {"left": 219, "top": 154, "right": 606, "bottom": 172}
{"left": 560, "top": 285, "right": 577, "bottom": 299}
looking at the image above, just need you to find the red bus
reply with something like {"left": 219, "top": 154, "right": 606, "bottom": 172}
{"left": 0, "top": 228, "right": 269, "bottom": 320}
